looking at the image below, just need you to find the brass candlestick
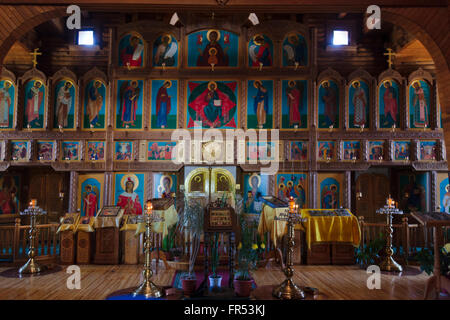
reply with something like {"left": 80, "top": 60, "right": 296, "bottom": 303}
{"left": 376, "top": 196, "right": 403, "bottom": 272}
{"left": 18, "top": 199, "right": 47, "bottom": 275}
{"left": 133, "top": 201, "right": 165, "bottom": 298}
{"left": 272, "top": 198, "right": 307, "bottom": 300}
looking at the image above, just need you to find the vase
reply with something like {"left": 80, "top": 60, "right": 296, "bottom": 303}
{"left": 208, "top": 275, "right": 222, "bottom": 291}
{"left": 233, "top": 279, "right": 253, "bottom": 297}
{"left": 181, "top": 278, "right": 197, "bottom": 296}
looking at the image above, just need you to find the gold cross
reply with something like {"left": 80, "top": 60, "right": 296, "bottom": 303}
{"left": 384, "top": 48, "right": 396, "bottom": 69}
{"left": 29, "top": 48, "right": 42, "bottom": 68}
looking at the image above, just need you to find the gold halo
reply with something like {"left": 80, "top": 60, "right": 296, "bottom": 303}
{"left": 160, "top": 175, "right": 173, "bottom": 190}
{"left": 131, "top": 80, "right": 138, "bottom": 88}
{"left": 383, "top": 79, "right": 392, "bottom": 88}
{"left": 252, "top": 34, "right": 265, "bottom": 46}
{"left": 411, "top": 80, "right": 422, "bottom": 88}
{"left": 288, "top": 80, "right": 297, "bottom": 88}
{"left": 209, "top": 47, "right": 218, "bottom": 55}
{"left": 207, "top": 29, "right": 221, "bottom": 42}
{"left": 207, "top": 81, "right": 217, "bottom": 90}
{"left": 287, "top": 33, "right": 299, "bottom": 45}
{"left": 330, "top": 184, "right": 337, "bottom": 190}
{"left": 120, "top": 174, "right": 139, "bottom": 192}
{"left": 249, "top": 173, "right": 261, "bottom": 188}
{"left": 253, "top": 80, "right": 263, "bottom": 89}
{"left": 278, "top": 183, "right": 285, "bottom": 190}
{"left": 320, "top": 80, "right": 330, "bottom": 88}
{"left": 194, "top": 175, "right": 201, "bottom": 183}
{"left": 94, "top": 80, "right": 103, "bottom": 88}
{"left": 34, "top": 80, "right": 42, "bottom": 88}
{"left": 161, "top": 33, "right": 172, "bottom": 44}
{"left": 65, "top": 81, "right": 73, "bottom": 88}
{"left": 351, "top": 80, "right": 360, "bottom": 88}
{"left": 287, "top": 181, "right": 293, "bottom": 187}
{"left": 2, "top": 80, "right": 12, "bottom": 89}
{"left": 163, "top": 80, "right": 172, "bottom": 88}
{"left": 446, "top": 184, "right": 450, "bottom": 192}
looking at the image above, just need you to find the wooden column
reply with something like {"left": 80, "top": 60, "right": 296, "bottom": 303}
{"left": 68, "top": 171, "right": 78, "bottom": 213}
{"left": 344, "top": 171, "right": 351, "bottom": 209}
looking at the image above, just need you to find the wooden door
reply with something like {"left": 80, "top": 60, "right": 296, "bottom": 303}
{"left": 355, "top": 173, "right": 390, "bottom": 222}
{"left": 27, "top": 168, "right": 68, "bottom": 222}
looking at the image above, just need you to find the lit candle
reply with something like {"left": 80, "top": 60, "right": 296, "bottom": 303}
{"left": 146, "top": 200, "right": 153, "bottom": 215}
{"left": 30, "top": 199, "right": 37, "bottom": 207}
{"left": 289, "top": 196, "right": 295, "bottom": 213}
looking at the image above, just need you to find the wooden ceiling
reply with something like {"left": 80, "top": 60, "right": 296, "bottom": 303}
{"left": 1, "top": 7, "right": 438, "bottom": 77}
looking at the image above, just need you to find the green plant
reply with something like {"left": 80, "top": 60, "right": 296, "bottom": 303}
{"left": 355, "top": 234, "right": 385, "bottom": 266}
{"left": 235, "top": 215, "right": 263, "bottom": 281}
{"left": 210, "top": 232, "right": 220, "bottom": 278}
{"left": 415, "top": 244, "right": 450, "bottom": 276}
{"left": 181, "top": 194, "right": 204, "bottom": 279}
{"left": 162, "top": 224, "right": 177, "bottom": 252}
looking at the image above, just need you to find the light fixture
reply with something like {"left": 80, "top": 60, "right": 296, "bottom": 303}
{"left": 248, "top": 13, "right": 259, "bottom": 25}
{"left": 332, "top": 30, "right": 349, "bottom": 45}
{"left": 170, "top": 12, "right": 179, "bottom": 26}
{"left": 78, "top": 30, "right": 94, "bottom": 46}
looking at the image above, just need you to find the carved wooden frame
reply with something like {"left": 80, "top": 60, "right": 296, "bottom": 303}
{"left": 316, "top": 67, "right": 344, "bottom": 131}
{"left": 80, "top": 67, "right": 109, "bottom": 131}
{"left": 244, "top": 78, "right": 275, "bottom": 130}
{"left": 50, "top": 67, "right": 79, "bottom": 131}
{"left": 0, "top": 67, "right": 18, "bottom": 130}
{"left": 407, "top": 68, "right": 434, "bottom": 131}
{"left": 18, "top": 68, "right": 48, "bottom": 131}
{"left": 346, "top": 68, "right": 374, "bottom": 131}
{"left": 377, "top": 68, "right": 404, "bottom": 131}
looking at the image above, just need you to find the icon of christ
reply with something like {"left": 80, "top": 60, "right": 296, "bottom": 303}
{"left": 187, "top": 81, "right": 237, "bottom": 128}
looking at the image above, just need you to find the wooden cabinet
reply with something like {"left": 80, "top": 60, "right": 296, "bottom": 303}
{"left": 331, "top": 243, "right": 355, "bottom": 265}
{"left": 76, "top": 231, "right": 93, "bottom": 264}
{"left": 122, "top": 230, "right": 140, "bottom": 265}
{"left": 60, "top": 230, "right": 75, "bottom": 264}
{"left": 94, "top": 227, "right": 120, "bottom": 264}
{"left": 307, "top": 244, "right": 331, "bottom": 264}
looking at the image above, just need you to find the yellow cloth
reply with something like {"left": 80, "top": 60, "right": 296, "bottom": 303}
{"left": 300, "top": 209, "right": 361, "bottom": 249}
{"left": 56, "top": 213, "right": 80, "bottom": 234}
{"left": 257, "top": 204, "right": 304, "bottom": 247}
{"left": 135, "top": 205, "right": 178, "bottom": 238}
{"left": 94, "top": 209, "right": 124, "bottom": 229}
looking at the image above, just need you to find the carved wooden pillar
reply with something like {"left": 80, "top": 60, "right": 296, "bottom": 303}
{"left": 344, "top": 171, "right": 351, "bottom": 209}
{"left": 373, "top": 79, "right": 379, "bottom": 130}
{"left": 310, "top": 171, "right": 317, "bottom": 208}
{"left": 68, "top": 171, "right": 78, "bottom": 213}
{"left": 412, "top": 139, "right": 420, "bottom": 161}
{"left": 362, "top": 139, "right": 368, "bottom": 162}
{"left": 387, "top": 140, "right": 393, "bottom": 162}
{"left": 431, "top": 171, "right": 437, "bottom": 211}
{"left": 432, "top": 79, "right": 439, "bottom": 130}
{"left": 401, "top": 79, "right": 408, "bottom": 130}
{"left": 439, "top": 139, "right": 447, "bottom": 161}
{"left": 104, "top": 172, "right": 113, "bottom": 206}
{"left": 336, "top": 139, "right": 342, "bottom": 161}
{"left": 143, "top": 79, "right": 150, "bottom": 130}
{"left": 343, "top": 81, "right": 348, "bottom": 130}
{"left": 147, "top": 172, "right": 153, "bottom": 201}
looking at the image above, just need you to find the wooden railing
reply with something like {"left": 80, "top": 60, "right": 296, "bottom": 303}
{"left": 0, "top": 218, "right": 59, "bottom": 265}
{"left": 358, "top": 216, "right": 449, "bottom": 261}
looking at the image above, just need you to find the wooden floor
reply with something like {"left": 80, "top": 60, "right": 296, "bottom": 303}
{"left": 0, "top": 264, "right": 435, "bottom": 300}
